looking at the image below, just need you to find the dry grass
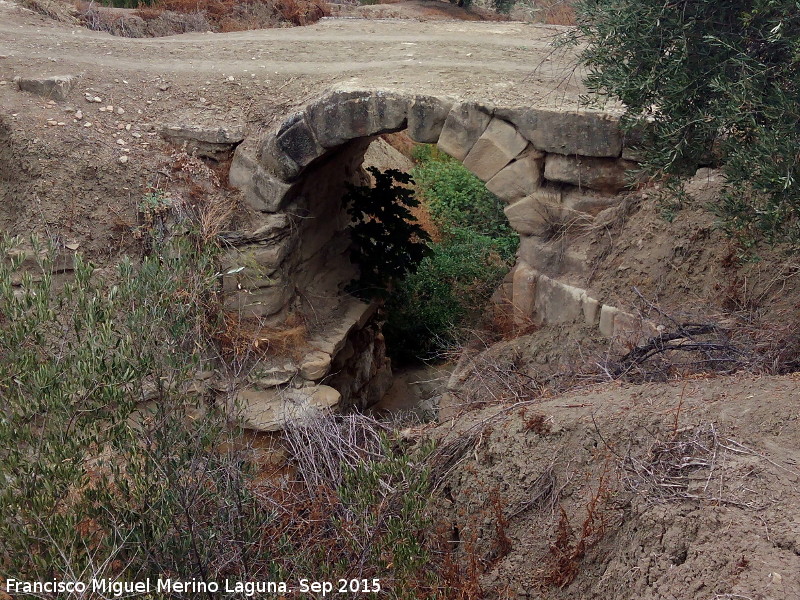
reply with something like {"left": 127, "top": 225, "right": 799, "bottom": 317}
{"left": 215, "top": 312, "right": 308, "bottom": 359}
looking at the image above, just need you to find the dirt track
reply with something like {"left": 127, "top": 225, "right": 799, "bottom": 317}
{"left": 0, "top": 0, "right": 586, "bottom": 111}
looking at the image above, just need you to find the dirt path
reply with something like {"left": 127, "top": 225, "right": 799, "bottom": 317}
{"left": 0, "top": 0, "right": 586, "bottom": 111}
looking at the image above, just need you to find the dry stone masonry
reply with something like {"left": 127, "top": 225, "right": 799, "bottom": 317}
{"left": 223, "top": 87, "right": 654, "bottom": 430}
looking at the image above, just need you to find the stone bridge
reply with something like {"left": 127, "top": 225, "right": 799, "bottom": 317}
{"left": 222, "top": 88, "right": 649, "bottom": 428}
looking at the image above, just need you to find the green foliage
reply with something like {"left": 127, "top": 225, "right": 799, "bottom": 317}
{"left": 385, "top": 228, "right": 511, "bottom": 363}
{"left": 344, "top": 167, "right": 431, "bottom": 299}
{"left": 412, "top": 145, "right": 518, "bottom": 261}
{"left": 0, "top": 235, "right": 273, "bottom": 586}
{"left": 565, "top": 0, "right": 800, "bottom": 249}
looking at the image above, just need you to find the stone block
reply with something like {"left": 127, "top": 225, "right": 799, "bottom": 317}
{"left": 462, "top": 118, "right": 528, "bottom": 181}
{"left": 544, "top": 154, "right": 637, "bottom": 193}
{"left": 504, "top": 189, "right": 562, "bottom": 237}
{"left": 223, "top": 283, "right": 294, "bottom": 319}
{"left": 305, "top": 90, "right": 373, "bottom": 148}
{"left": 371, "top": 91, "right": 410, "bottom": 132}
{"left": 598, "top": 304, "right": 618, "bottom": 338}
{"left": 437, "top": 102, "right": 493, "bottom": 162}
{"left": 561, "top": 187, "right": 623, "bottom": 216}
{"left": 496, "top": 107, "right": 623, "bottom": 158}
{"left": 534, "top": 274, "right": 584, "bottom": 324}
{"left": 300, "top": 351, "right": 332, "bottom": 381}
{"left": 512, "top": 261, "right": 539, "bottom": 324}
{"left": 485, "top": 146, "right": 545, "bottom": 202}
{"left": 249, "top": 363, "right": 298, "bottom": 387}
{"left": 581, "top": 292, "right": 601, "bottom": 326}
{"left": 237, "top": 385, "right": 341, "bottom": 432}
{"left": 517, "top": 235, "right": 588, "bottom": 279}
{"left": 407, "top": 95, "right": 453, "bottom": 143}
{"left": 15, "top": 75, "right": 76, "bottom": 102}
{"left": 273, "top": 113, "right": 326, "bottom": 174}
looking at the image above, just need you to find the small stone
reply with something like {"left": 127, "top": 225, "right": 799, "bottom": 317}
{"left": 118, "top": 155, "right": 129, "bottom": 164}
{"left": 116, "top": 107, "right": 124, "bottom": 115}
{"left": 226, "top": 75, "right": 234, "bottom": 81}
{"left": 47, "top": 120, "right": 58, "bottom": 126}
{"left": 93, "top": 96, "right": 102, "bottom": 103}
{"left": 131, "top": 132, "right": 141, "bottom": 138}
{"left": 116, "top": 139, "right": 125, "bottom": 145}
{"left": 75, "top": 110, "right": 82, "bottom": 120}
{"left": 125, "top": 124, "right": 131, "bottom": 131}
{"left": 83, "top": 122, "right": 92, "bottom": 127}
{"left": 57, "top": 122, "right": 65, "bottom": 126}
{"left": 158, "top": 83, "right": 170, "bottom": 91}
{"left": 47, "top": 100, "right": 56, "bottom": 105}
{"left": 0, "top": 81, "right": 8, "bottom": 86}
{"left": 105, "top": 105, "right": 113, "bottom": 112}
{"left": 99, "top": 107, "right": 107, "bottom": 112}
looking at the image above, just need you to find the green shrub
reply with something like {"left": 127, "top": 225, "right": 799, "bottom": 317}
{"left": 412, "top": 145, "right": 518, "bottom": 261}
{"left": 565, "top": 0, "right": 800, "bottom": 251}
{"left": 385, "top": 228, "right": 511, "bottom": 363}
{"left": 344, "top": 167, "right": 431, "bottom": 300}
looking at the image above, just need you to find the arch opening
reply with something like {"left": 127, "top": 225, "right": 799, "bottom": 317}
{"left": 224, "top": 88, "right": 640, "bottom": 429}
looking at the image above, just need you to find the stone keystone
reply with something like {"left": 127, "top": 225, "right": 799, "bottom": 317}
{"left": 462, "top": 118, "right": 528, "bottom": 182}
{"left": 15, "top": 75, "right": 77, "bottom": 102}
{"left": 437, "top": 102, "right": 494, "bottom": 162}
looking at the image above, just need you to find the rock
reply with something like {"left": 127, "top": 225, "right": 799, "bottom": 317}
{"left": 503, "top": 188, "right": 563, "bottom": 237}
{"left": 236, "top": 385, "right": 341, "bottom": 432}
{"left": 407, "top": 95, "right": 453, "bottom": 143}
{"left": 512, "top": 261, "right": 539, "bottom": 324}
{"left": 249, "top": 363, "right": 297, "bottom": 387}
{"left": 229, "top": 137, "right": 298, "bottom": 212}
{"left": 118, "top": 156, "right": 129, "bottom": 165}
{"left": 485, "top": 146, "right": 545, "bottom": 202}
{"left": 534, "top": 274, "right": 584, "bottom": 324}
{"left": 462, "top": 118, "right": 528, "bottom": 181}
{"left": 496, "top": 107, "right": 623, "bottom": 158}
{"left": 517, "top": 235, "right": 588, "bottom": 279}
{"left": 15, "top": 75, "right": 77, "bottom": 102}
{"left": 544, "top": 154, "right": 637, "bottom": 193}
{"left": 261, "top": 112, "right": 327, "bottom": 181}
{"left": 437, "top": 102, "right": 493, "bottom": 161}
{"left": 308, "top": 298, "right": 377, "bottom": 357}
{"left": 305, "top": 90, "right": 375, "bottom": 148}
{"left": 299, "top": 351, "right": 332, "bottom": 381}
{"left": 598, "top": 304, "right": 618, "bottom": 338}
{"left": 561, "top": 187, "right": 622, "bottom": 215}
{"left": 160, "top": 109, "right": 245, "bottom": 159}
{"left": 74, "top": 110, "right": 82, "bottom": 120}
{"left": 581, "top": 292, "right": 601, "bottom": 326}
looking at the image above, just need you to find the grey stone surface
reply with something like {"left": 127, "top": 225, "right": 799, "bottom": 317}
{"left": 497, "top": 107, "right": 623, "bottom": 157}
{"left": 300, "top": 350, "right": 332, "bottom": 381}
{"left": 581, "top": 292, "right": 601, "bottom": 326}
{"left": 15, "top": 75, "right": 76, "bottom": 101}
{"left": 544, "top": 154, "right": 637, "bottom": 192}
{"left": 485, "top": 146, "right": 545, "bottom": 202}
{"left": 273, "top": 113, "right": 326, "bottom": 174}
{"left": 407, "top": 95, "right": 453, "bottom": 143}
{"left": 230, "top": 138, "right": 297, "bottom": 211}
{"left": 599, "top": 304, "right": 618, "bottom": 338}
{"left": 437, "top": 102, "right": 493, "bottom": 161}
{"left": 512, "top": 261, "right": 538, "bottom": 324}
{"left": 462, "top": 118, "right": 528, "bottom": 181}
{"left": 503, "top": 189, "right": 562, "bottom": 237}
{"left": 161, "top": 109, "right": 245, "bottom": 158}
{"left": 517, "top": 235, "right": 588, "bottom": 279}
{"left": 237, "top": 385, "right": 341, "bottom": 432}
{"left": 534, "top": 274, "right": 584, "bottom": 324}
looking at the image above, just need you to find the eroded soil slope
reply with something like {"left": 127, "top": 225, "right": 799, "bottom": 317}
{"left": 428, "top": 374, "right": 800, "bottom": 600}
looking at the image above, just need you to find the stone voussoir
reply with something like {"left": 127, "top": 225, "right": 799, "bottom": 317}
{"left": 407, "top": 95, "right": 453, "bottom": 143}
{"left": 437, "top": 101, "right": 494, "bottom": 162}
{"left": 534, "top": 274, "right": 584, "bottom": 324}
{"left": 462, "top": 117, "right": 528, "bottom": 182}
{"left": 503, "top": 188, "right": 563, "bottom": 237}
{"left": 485, "top": 145, "right": 545, "bottom": 202}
